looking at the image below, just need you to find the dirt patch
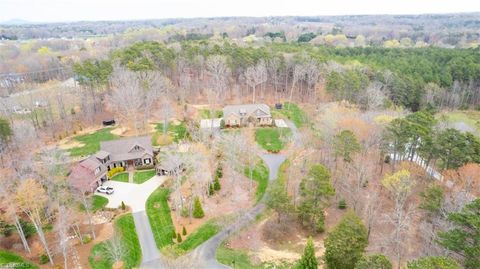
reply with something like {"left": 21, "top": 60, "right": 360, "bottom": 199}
{"left": 58, "top": 140, "right": 85, "bottom": 150}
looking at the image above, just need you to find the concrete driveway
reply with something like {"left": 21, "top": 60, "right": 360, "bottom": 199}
{"left": 97, "top": 175, "right": 166, "bottom": 212}
{"left": 96, "top": 175, "right": 167, "bottom": 265}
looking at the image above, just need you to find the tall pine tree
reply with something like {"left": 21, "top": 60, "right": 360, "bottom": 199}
{"left": 296, "top": 237, "right": 318, "bottom": 269}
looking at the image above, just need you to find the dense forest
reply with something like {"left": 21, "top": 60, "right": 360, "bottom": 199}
{"left": 75, "top": 40, "right": 480, "bottom": 112}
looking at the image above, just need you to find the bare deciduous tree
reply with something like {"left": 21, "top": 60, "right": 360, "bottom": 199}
{"left": 245, "top": 60, "right": 267, "bottom": 103}
{"left": 108, "top": 67, "right": 144, "bottom": 135}
{"left": 206, "top": 55, "right": 229, "bottom": 101}
{"left": 15, "top": 178, "right": 54, "bottom": 264}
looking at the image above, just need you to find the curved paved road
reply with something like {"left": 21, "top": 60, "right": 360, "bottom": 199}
{"left": 180, "top": 154, "right": 286, "bottom": 269}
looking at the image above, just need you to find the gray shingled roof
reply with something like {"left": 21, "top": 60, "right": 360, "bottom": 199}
{"left": 223, "top": 104, "right": 271, "bottom": 118}
{"left": 100, "top": 136, "right": 153, "bottom": 162}
{"left": 94, "top": 150, "right": 110, "bottom": 159}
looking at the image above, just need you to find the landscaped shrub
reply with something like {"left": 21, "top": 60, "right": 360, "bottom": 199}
{"left": 338, "top": 199, "right": 347, "bottom": 209}
{"left": 214, "top": 176, "right": 221, "bottom": 191}
{"left": 176, "top": 233, "right": 182, "bottom": 243}
{"left": 82, "top": 234, "right": 92, "bottom": 244}
{"left": 215, "top": 165, "right": 223, "bottom": 178}
{"left": 180, "top": 207, "right": 189, "bottom": 217}
{"left": 20, "top": 219, "right": 36, "bottom": 238}
{"left": 193, "top": 196, "right": 205, "bottom": 218}
{"left": 39, "top": 254, "right": 49, "bottom": 264}
{"left": 136, "top": 164, "right": 155, "bottom": 170}
{"left": 108, "top": 167, "right": 125, "bottom": 178}
{"left": 172, "top": 230, "right": 177, "bottom": 239}
{"left": 121, "top": 201, "right": 126, "bottom": 211}
{"left": 220, "top": 119, "right": 225, "bottom": 129}
{"left": 208, "top": 184, "right": 215, "bottom": 196}
{"left": 0, "top": 221, "right": 14, "bottom": 237}
{"left": 182, "top": 226, "right": 187, "bottom": 236}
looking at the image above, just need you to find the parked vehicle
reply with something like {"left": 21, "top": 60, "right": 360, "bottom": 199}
{"left": 102, "top": 119, "right": 116, "bottom": 126}
{"left": 96, "top": 186, "right": 114, "bottom": 194}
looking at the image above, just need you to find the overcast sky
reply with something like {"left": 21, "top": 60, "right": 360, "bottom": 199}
{"left": 1, "top": 0, "right": 479, "bottom": 23}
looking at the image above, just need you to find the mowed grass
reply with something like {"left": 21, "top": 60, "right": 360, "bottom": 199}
{"left": 133, "top": 169, "right": 156, "bottom": 184}
{"left": 178, "top": 221, "right": 220, "bottom": 251}
{"left": 152, "top": 122, "right": 189, "bottom": 146}
{"left": 199, "top": 109, "right": 223, "bottom": 119}
{"left": 146, "top": 188, "right": 175, "bottom": 249}
{"left": 111, "top": 172, "right": 129, "bottom": 182}
{"left": 92, "top": 195, "right": 109, "bottom": 211}
{"left": 0, "top": 250, "right": 38, "bottom": 269}
{"left": 255, "top": 128, "right": 291, "bottom": 152}
{"left": 68, "top": 128, "right": 118, "bottom": 156}
{"left": 244, "top": 160, "right": 269, "bottom": 202}
{"left": 88, "top": 214, "right": 141, "bottom": 269}
{"left": 217, "top": 244, "right": 261, "bottom": 269}
{"left": 276, "top": 102, "right": 306, "bottom": 128}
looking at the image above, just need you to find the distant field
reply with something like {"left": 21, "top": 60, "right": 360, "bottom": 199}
{"left": 437, "top": 110, "right": 480, "bottom": 136}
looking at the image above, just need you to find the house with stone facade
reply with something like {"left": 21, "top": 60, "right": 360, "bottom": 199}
{"left": 223, "top": 104, "right": 272, "bottom": 127}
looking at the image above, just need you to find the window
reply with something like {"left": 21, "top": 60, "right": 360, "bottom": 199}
{"left": 144, "top": 158, "right": 151, "bottom": 164}
{"left": 94, "top": 167, "right": 101, "bottom": 175}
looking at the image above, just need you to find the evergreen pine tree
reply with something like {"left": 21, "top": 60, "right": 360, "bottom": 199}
{"left": 296, "top": 237, "right": 318, "bottom": 269}
{"left": 177, "top": 233, "right": 182, "bottom": 243}
{"left": 214, "top": 175, "right": 221, "bottom": 191}
{"left": 193, "top": 196, "right": 205, "bottom": 218}
{"left": 182, "top": 226, "right": 187, "bottom": 236}
{"left": 209, "top": 183, "right": 215, "bottom": 195}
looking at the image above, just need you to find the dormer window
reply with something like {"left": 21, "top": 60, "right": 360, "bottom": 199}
{"left": 95, "top": 167, "right": 101, "bottom": 175}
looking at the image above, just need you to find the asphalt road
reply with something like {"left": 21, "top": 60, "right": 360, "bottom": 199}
{"left": 179, "top": 153, "right": 287, "bottom": 269}
{"left": 133, "top": 211, "right": 164, "bottom": 266}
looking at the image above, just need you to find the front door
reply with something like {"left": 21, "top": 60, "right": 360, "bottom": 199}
{"left": 127, "top": 160, "right": 134, "bottom": 168}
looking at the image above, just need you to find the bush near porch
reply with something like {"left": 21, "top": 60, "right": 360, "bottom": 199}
{"left": 108, "top": 166, "right": 125, "bottom": 178}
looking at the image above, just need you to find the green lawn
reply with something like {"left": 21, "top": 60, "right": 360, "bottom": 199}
{"left": 217, "top": 244, "right": 262, "bottom": 269}
{"left": 89, "top": 214, "right": 141, "bottom": 269}
{"left": 276, "top": 102, "right": 306, "bottom": 128}
{"left": 68, "top": 128, "right": 119, "bottom": 156}
{"left": 244, "top": 161, "right": 269, "bottom": 202}
{"left": 92, "top": 195, "right": 109, "bottom": 211}
{"left": 111, "top": 172, "right": 129, "bottom": 182}
{"left": 133, "top": 170, "right": 156, "bottom": 184}
{"left": 255, "top": 128, "right": 291, "bottom": 152}
{"left": 154, "top": 122, "right": 189, "bottom": 144}
{"left": 0, "top": 250, "right": 38, "bottom": 269}
{"left": 146, "top": 188, "right": 175, "bottom": 249}
{"left": 178, "top": 221, "right": 220, "bottom": 251}
{"left": 199, "top": 109, "right": 223, "bottom": 119}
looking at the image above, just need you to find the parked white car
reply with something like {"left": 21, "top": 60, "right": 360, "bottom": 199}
{"left": 96, "top": 186, "right": 114, "bottom": 195}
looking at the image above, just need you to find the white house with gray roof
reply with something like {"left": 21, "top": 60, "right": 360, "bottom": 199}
{"left": 223, "top": 104, "right": 272, "bottom": 127}
{"left": 95, "top": 136, "right": 154, "bottom": 170}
